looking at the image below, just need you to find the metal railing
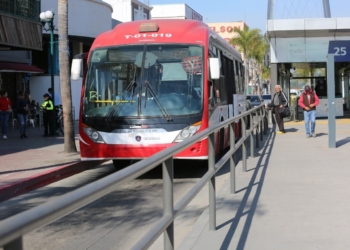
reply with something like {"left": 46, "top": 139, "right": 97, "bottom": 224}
{"left": 0, "top": 104, "right": 269, "bottom": 250}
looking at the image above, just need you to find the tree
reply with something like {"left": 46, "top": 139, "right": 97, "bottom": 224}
{"left": 262, "top": 65, "right": 271, "bottom": 80}
{"left": 229, "top": 26, "right": 264, "bottom": 92}
{"left": 250, "top": 37, "right": 269, "bottom": 87}
{"left": 58, "top": 0, "right": 77, "bottom": 152}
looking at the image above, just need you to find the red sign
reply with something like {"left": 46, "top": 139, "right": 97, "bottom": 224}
{"left": 209, "top": 26, "right": 241, "bottom": 34}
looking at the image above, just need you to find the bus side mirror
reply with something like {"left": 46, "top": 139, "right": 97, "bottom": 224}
{"left": 209, "top": 58, "right": 220, "bottom": 80}
{"left": 71, "top": 53, "right": 87, "bottom": 81}
{"left": 71, "top": 58, "right": 82, "bottom": 80}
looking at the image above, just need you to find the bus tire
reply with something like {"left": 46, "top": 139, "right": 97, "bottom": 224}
{"left": 112, "top": 159, "right": 132, "bottom": 170}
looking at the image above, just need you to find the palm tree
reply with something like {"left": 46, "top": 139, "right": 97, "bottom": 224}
{"left": 58, "top": 0, "right": 77, "bottom": 152}
{"left": 250, "top": 37, "right": 269, "bottom": 89}
{"left": 229, "top": 26, "right": 263, "bottom": 92}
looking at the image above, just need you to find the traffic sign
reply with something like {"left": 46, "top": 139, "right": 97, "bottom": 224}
{"left": 328, "top": 40, "right": 350, "bottom": 62}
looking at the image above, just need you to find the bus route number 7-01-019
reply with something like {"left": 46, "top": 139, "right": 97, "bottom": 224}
{"left": 125, "top": 33, "right": 172, "bottom": 39}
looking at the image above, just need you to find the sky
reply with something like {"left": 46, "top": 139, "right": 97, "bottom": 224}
{"left": 148, "top": 0, "right": 350, "bottom": 34}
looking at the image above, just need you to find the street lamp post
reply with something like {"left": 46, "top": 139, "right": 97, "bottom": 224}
{"left": 40, "top": 10, "right": 56, "bottom": 134}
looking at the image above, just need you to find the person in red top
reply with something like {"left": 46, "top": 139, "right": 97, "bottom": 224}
{"left": 0, "top": 90, "right": 12, "bottom": 140}
{"left": 298, "top": 85, "right": 319, "bottom": 138}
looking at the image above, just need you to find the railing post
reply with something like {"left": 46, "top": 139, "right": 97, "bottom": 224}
{"left": 249, "top": 113, "right": 254, "bottom": 158}
{"left": 259, "top": 109, "right": 263, "bottom": 141}
{"left": 241, "top": 117, "right": 247, "bottom": 172}
{"left": 263, "top": 107, "right": 268, "bottom": 135}
{"left": 255, "top": 111, "right": 259, "bottom": 149}
{"left": 229, "top": 123, "right": 236, "bottom": 193}
{"left": 208, "top": 133, "right": 216, "bottom": 230}
{"left": 3, "top": 237, "right": 23, "bottom": 250}
{"left": 163, "top": 157, "right": 174, "bottom": 250}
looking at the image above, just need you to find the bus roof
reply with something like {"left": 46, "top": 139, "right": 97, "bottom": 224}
{"left": 90, "top": 19, "right": 241, "bottom": 61}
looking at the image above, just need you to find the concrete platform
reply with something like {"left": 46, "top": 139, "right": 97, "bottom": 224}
{"left": 179, "top": 119, "right": 350, "bottom": 250}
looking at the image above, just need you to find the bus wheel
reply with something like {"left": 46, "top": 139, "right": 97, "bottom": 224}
{"left": 112, "top": 160, "right": 132, "bottom": 170}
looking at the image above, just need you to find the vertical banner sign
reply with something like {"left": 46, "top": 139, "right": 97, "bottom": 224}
{"left": 328, "top": 41, "right": 350, "bottom": 62}
{"left": 327, "top": 40, "right": 350, "bottom": 148}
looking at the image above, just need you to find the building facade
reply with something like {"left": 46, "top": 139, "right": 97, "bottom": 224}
{"left": 102, "top": 0, "right": 152, "bottom": 22}
{"left": 267, "top": 17, "right": 350, "bottom": 119}
{"left": 206, "top": 21, "right": 246, "bottom": 43}
{"left": 0, "top": 0, "right": 43, "bottom": 104}
{"left": 151, "top": 4, "right": 202, "bottom": 21}
{"left": 28, "top": 0, "right": 113, "bottom": 120}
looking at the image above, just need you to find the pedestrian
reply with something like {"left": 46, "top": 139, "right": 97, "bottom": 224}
{"left": 48, "top": 88, "right": 60, "bottom": 106}
{"left": 0, "top": 90, "right": 12, "bottom": 140}
{"left": 40, "top": 93, "right": 54, "bottom": 137}
{"left": 267, "top": 85, "right": 289, "bottom": 134}
{"left": 25, "top": 91, "right": 31, "bottom": 105}
{"left": 29, "top": 99, "right": 40, "bottom": 126}
{"left": 16, "top": 91, "right": 29, "bottom": 139}
{"left": 298, "top": 85, "right": 319, "bottom": 138}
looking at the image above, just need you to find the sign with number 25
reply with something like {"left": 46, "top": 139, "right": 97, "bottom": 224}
{"left": 328, "top": 41, "right": 350, "bottom": 61}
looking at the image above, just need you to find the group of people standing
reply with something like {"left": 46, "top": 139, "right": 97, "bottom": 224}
{"left": 0, "top": 88, "right": 58, "bottom": 139}
{"left": 267, "top": 84, "right": 319, "bottom": 138}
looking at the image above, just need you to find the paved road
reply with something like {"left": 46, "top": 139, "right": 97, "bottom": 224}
{"left": 0, "top": 158, "right": 239, "bottom": 250}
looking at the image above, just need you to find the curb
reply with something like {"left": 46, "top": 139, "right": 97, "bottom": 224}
{"left": 0, "top": 160, "right": 106, "bottom": 203}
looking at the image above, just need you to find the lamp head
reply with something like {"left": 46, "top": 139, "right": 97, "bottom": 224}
{"left": 45, "top": 10, "right": 54, "bottom": 19}
{"left": 39, "top": 12, "right": 46, "bottom": 20}
{"left": 39, "top": 10, "right": 54, "bottom": 21}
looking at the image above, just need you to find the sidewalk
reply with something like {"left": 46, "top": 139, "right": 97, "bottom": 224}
{"left": 0, "top": 124, "right": 104, "bottom": 202}
{"left": 179, "top": 119, "right": 350, "bottom": 250}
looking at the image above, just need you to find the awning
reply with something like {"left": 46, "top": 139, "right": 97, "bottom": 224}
{"left": 0, "top": 62, "right": 44, "bottom": 74}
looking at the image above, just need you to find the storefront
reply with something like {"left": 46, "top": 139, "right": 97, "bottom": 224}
{"left": 267, "top": 18, "right": 350, "bottom": 120}
{"left": 0, "top": 62, "right": 44, "bottom": 107}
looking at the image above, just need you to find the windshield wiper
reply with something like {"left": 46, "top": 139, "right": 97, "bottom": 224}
{"left": 144, "top": 78, "right": 173, "bottom": 122}
{"left": 107, "top": 66, "right": 138, "bottom": 119}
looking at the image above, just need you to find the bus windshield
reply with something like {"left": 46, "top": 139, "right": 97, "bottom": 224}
{"left": 83, "top": 44, "right": 203, "bottom": 119}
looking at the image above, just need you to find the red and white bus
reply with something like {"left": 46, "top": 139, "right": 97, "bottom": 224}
{"left": 71, "top": 19, "right": 245, "bottom": 167}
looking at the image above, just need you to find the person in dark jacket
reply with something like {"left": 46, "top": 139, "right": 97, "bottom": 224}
{"left": 16, "top": 91, "right": 29, "bottom": 138}
{"left": 40, "top": 93, "right": 54, "bottom": 137}
{"left": 298, "top": 85, "right": 319, "bottom": 138}
{"left": 267, "top": 85, "right": 289, "bottom": 134}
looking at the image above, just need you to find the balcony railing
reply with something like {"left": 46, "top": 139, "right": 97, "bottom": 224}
{"left": 0, "top": 0, "right": 40, "bottom": 22}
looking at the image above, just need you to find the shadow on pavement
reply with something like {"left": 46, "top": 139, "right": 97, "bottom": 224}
{"left": 0, "top": 123, "right": 79, "bottom": 157}
{"left": 216, "top": 128, "right": 276, "bottom": 250}
{"left": 284, "top": 127, "right": 298, "bottom": 133}
{"left": 336, "top": 137, "right": 350, "bottom": 147}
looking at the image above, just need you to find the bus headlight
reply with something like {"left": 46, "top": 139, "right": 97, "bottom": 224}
{"left": 181, "top": 130, "right": 190, "bottom": 138}
{"left": 83, "top": 126, "right": 105, "bottom": 143}
{"left": 188, "top": 126, "right": 197, "bottom": 134}
{"left": 174, "top": 122, "right": 201, "bottom": 142}
{"left": 91, "top": 132, "right": 99, "bottom": 140}
{"left": 86, "top": 127, "right": 93, "bottom": 136}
